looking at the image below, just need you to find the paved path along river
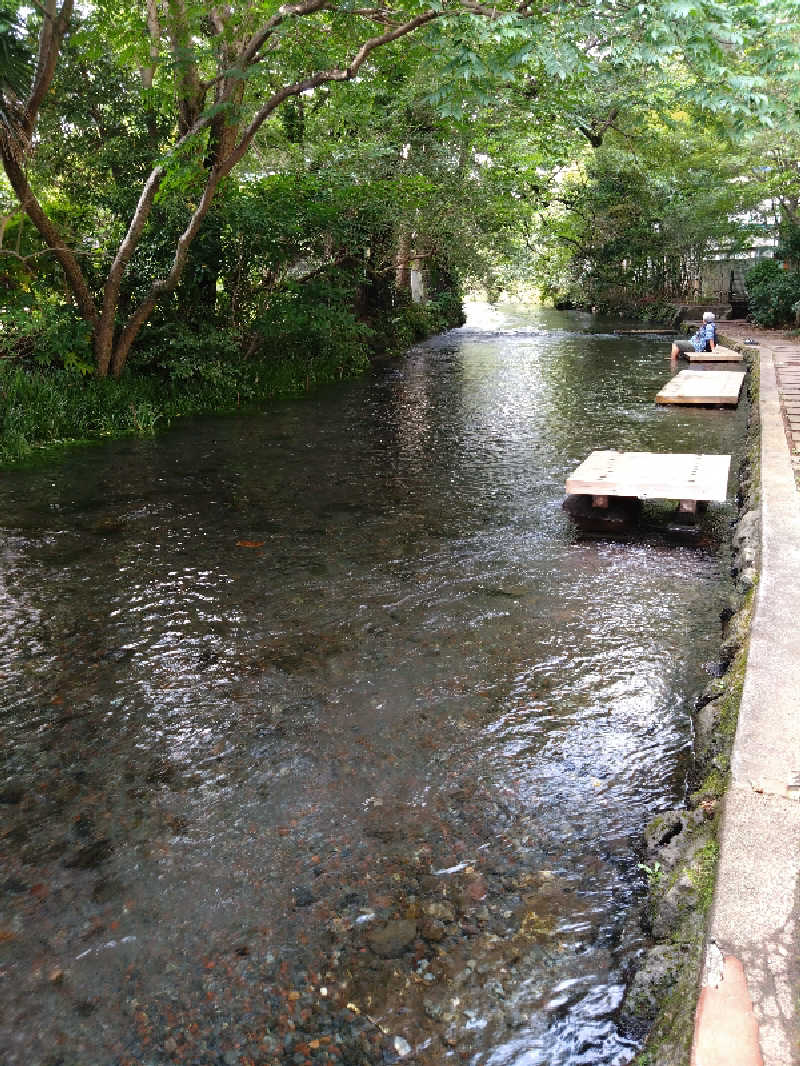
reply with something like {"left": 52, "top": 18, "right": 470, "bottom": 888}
{"left": 1, "top": 305, "right": 749, "bottom": 1066}
{"left": 691, "top": 324, "right": 800, "bottom": 1066}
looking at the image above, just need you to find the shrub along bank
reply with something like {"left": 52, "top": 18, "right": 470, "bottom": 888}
{"left": 0, "top": 295, "right": 463, "bottom": 466}
{"left": 625, "top": 339, "right": 760, "bottom": 1064}
{"left": 0, "top": 163, "right": 469, "bottom": 466}
{"left": 744, "top": 260, "right": 800, "bottom": 328}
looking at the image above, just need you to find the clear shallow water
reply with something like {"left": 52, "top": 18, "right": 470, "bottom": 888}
{"left": 0, "top": 304, "right": 746, "bottom": 1065}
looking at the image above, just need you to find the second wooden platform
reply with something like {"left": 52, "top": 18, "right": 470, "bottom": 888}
{"left": 656, "top": 370, "right": 745, "bottom": 406}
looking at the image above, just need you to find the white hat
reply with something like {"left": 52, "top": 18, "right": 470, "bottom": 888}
{"left": 702, "top": 311, "right": 715, "bottom": 322}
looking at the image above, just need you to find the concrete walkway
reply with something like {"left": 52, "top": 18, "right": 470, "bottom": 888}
{"left": 691, "top": 324, "right": 800, "bottom": 1066}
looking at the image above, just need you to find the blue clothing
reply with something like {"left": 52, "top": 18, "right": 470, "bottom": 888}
{"left": 691, "top": 322, "right": 717, "bottom": 352}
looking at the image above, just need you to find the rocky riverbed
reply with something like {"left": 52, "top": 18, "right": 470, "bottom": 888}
{"left": 0, "top": 306, "right": 750, "bottom": 1065}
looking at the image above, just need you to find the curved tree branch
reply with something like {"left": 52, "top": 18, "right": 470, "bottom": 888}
{"left": 24, "top": 0, "right": 73, "bottom": 139}
{"left": 225, "top": 8, "right": 443, "bottom": 175}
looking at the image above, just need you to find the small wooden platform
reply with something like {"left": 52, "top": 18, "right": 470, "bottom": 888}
{"left": 656, "top": 370, "right": 745, "bottom": 406}
{"left": 685, "top": 345, "right": 743, "bottom": 363}
{"left": 565, "top": 450, "right": 731, "bottom": 516}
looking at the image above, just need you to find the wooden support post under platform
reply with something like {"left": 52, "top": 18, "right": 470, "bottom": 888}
{"left": 685, "top": 345, "right": 744, "bottom": 363}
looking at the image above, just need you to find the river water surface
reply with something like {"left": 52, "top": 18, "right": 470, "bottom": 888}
{"left": 1, "top": 304, "right": 747, "bottom": 1066}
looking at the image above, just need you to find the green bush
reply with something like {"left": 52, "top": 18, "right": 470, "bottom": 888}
{"left": 250, "top": 283, "right": 372, "bottom": 379}
{"left": 369, "top": 292, "right": 465, "bottom": 356}
{"left": 430, "top": 289, "right": 467, "bottom": 330}
{"left": 745, "top": 259, "right": 800, "bottom": 327}
{"left": 131, "top": 320, "right": 242, "bottom": 374}
{"left": 632, "top": 300, "right": 681, "bottom": 325}
{"left": 0, "top": 299, "right": 94, "bottom": 374}
{"left": 0, "top": 362, "right": 160, "bottom": 464}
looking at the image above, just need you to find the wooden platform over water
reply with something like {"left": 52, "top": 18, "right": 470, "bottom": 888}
{"left": 565, "top": 450, "right": 731, "bottom": 513}
{"left": 685, "top": 345, "right": 743, "bottom": 363}
{"left": 656, "top": 369, "right": 745, "bottom": 406}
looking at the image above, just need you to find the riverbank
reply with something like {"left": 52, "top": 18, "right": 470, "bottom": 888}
{"left": 630, "top": 325, "right": 800, "bottom": 1066}
{"left": 0, "top": 299, "right": 461, "bottom": 467}
{"left": 0, "top": 349, "right": 375, "bottom": 467}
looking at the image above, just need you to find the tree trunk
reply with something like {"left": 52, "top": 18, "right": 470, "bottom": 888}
{"left": 108, "top": 166, "right": 225, "bottom": 377}
{"left": 395, "top": 228, "right": 412, "bottom": 296}
{"left": 93, "top": 313, "right": 116, "bottom": 378}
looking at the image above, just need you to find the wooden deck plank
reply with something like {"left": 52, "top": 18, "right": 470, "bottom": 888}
{"left": 656, "top": 370, "right": 745, "bottom": 406}
{"left": 685, "top": 345, "right": 744, "bottom": 363}
{"left": 565, "top": 451, "right": 731, "bottom": 502}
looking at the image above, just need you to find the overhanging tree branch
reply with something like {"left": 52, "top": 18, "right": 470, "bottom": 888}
{"left": 4, "top": 0, "right": 540, "bottom": 377}
{"left": 24, "top": 0, "right": 72, "bottom": 139}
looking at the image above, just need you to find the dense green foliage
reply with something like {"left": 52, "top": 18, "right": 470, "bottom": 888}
{"left": 744, "top": 259, "right": 800, "bottom": 327}
{"left": 1, "top": 0, "right": 800, "bottom": 458}
{"left": 0, "top": 3, "right": 29, "bottom": 151}
{"left": 0, "top": 348, "right": 358, "bottom": 465}
{"left": 528, "top": 102, "right": 783, "bottom": 312}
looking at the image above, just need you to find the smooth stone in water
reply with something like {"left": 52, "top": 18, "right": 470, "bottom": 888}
{"left": 367, "top": 919, "right": 418, "bottom": 957}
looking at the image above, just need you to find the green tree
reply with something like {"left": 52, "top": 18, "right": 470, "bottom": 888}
{"left": 1, "top": 0, "right": 797, "bottom": 376}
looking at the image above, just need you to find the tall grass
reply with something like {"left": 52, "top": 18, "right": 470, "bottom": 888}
{"left": 0, "top": 350, "right": 367, "bottom": 466}
{"left": 0, "top": 291, "right": 465, "bottom": 466}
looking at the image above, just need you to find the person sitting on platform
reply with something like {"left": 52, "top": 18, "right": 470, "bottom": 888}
{"left": 671, "top": 311, "right": 717, "bottom": 359}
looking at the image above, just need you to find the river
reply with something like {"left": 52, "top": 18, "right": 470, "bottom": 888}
{"left": 0, "top": 303, "right": 746, "bottom": 1066}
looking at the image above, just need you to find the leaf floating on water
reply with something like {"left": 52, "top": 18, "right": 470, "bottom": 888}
{"left": 235, "top": 540, "right": 264, "bottom": 549}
